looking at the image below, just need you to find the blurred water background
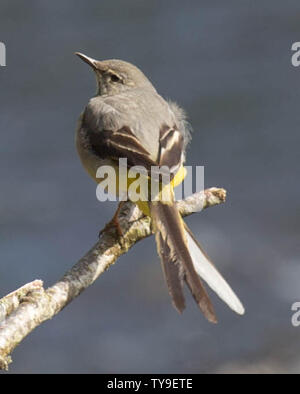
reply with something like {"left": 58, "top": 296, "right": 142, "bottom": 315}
{"left": 0, "top": 0, "right": 300, "bottom": 373}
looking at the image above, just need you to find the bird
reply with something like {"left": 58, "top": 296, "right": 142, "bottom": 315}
{"left": 75, "top": 52, "right": 245, "bottom": 323}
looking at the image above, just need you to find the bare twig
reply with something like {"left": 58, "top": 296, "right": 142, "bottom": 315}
{"left": 0, "top": 187, "right": 226, "bottom": 370}
{"left": 0, "top": 280, "right": 44, "bottom": 323}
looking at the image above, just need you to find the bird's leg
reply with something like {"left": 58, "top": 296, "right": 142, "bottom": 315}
{"left": 99, "top": 201, "right": 125, "bottom": 238}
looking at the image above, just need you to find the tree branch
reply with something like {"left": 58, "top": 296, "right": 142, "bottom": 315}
{"left": 0, "top": 187, "right": 226, "bottom": 370}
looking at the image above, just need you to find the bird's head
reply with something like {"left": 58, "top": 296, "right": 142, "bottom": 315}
{"left": 75, "top": 52, "right": 155, "bottom": 96}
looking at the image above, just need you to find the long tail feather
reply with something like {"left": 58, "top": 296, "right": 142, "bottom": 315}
{"left": 150, "top": 201, "right": 217, "bottom": 323}
{"left": 156, "top": 232, "right": 185, "bottom": 313}
{"left": 184, "top": 225, "right": 245, "bottom": 315}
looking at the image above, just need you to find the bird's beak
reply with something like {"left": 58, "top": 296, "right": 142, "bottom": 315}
{"left": 75, "top": 52, "right": 98, "bottom": 69}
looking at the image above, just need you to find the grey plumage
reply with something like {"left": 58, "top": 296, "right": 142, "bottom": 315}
{"left": 75, "top": 53, "right": 244, "bottom": 322}
{"left": 81, "top": 89, "right": 180, "bottom": 164}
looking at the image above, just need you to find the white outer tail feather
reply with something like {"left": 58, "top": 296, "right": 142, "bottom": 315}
{"left": 185, "top": 229, "right": 245, "bottom": 315}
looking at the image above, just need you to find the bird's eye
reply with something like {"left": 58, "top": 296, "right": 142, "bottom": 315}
{"left": 110, "top": 73, "right": 121, "bottom": 83}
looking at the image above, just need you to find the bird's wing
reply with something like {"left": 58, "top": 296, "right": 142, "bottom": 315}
{"left": 158, "top": 123, "right": 184, "bottom": 173}
{"left": 82, "top": 102, "right": 184, "bottom": 176}
{"left": 89, "top": 125, "right": 158, "bottom": 172}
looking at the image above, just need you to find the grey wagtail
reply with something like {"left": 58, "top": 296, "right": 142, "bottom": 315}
{"left": 75, "top": 52, "right": 244, "bottom": 322}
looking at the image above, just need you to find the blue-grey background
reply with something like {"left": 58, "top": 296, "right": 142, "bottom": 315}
{"left": 0, "top": 0, "right": 300, "bottom": 373}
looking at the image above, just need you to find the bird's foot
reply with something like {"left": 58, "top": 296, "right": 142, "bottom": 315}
{"left": 99, "top": 202, "right": 125, "bottom": 239}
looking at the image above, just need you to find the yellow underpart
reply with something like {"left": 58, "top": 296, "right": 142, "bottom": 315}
{"left": 97, "top": 164, "right": 187, "bottom": 217}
